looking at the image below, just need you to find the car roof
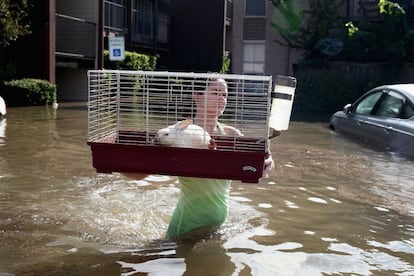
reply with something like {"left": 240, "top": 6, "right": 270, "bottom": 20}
{"left": 373, "top": 84, "right": 414, "bottom": 102}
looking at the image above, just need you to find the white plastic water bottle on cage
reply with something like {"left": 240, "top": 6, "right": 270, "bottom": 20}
{"left": 269, "top": 75, "right": 297, "bottom": 131}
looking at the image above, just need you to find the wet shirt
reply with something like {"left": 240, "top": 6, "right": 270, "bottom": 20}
{"left": 166, "top": 122, "right": 232, "bottom": 238}
{"left": 166, "top": 176, "right": 231, "bottom": 238}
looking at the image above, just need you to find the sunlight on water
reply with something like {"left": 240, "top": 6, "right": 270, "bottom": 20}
{"left": 118, "top": 258, "right": 186, "bottom": 276}
{"left": 258, "top": 203, "right": 272, "bottom": 208}
{"left": 368, "top": 239, "right": 414, "bottom": 254}
{"left": 284, "top": 200, "right": 299, "bottom": 209}
{"left": 223, "top": 227, "right": 414, "bottom": 276}
{"left": 114, "top": 177, "right": 414, "bottom": 276}
{"left": 308, "top": 197, "right": 328, "bottom": 204}
{"left": 115, "top": 224, "right": 414, "bottom": 276}
{"left": 0, "top": 118, "right": 6, "bottom": 146}
{"left": 64, "top": 175, "right": 177, "bottom": 247}
{"left": 231, "top": 196, "right": 252, "bottom": 202}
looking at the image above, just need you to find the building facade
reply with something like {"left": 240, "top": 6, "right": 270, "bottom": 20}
{"left": 2, "top": 0, "right": 412, "bottom": 101}
{"left": 169, "top": 0, "right": 231, "bottom": 72}
{"left": 55, "top": 0, "right": 172, "bottom": 101}
{"left": 231, "top": 0, "right": 295, "bottom": 77}
{"left": 0, "top": 0, "right": 172, "bottom": 101}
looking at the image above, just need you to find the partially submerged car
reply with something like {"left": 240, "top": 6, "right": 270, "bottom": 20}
{"left": 0, "top": 96, "right": 6, "bottom": 117}
{"left": 329, "top": 84, "right": 414, "bottom": 157}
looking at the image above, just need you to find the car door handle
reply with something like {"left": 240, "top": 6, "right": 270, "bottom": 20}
{"left": 384, "top": 126, "right": 393, "bottom": 134}
{"left": 356, "top": 120, "right": 364, "bottom": 126}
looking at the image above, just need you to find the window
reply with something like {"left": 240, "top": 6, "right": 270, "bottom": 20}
{"left": 157, "top": 2, "right": 170, "bottom": 44}
{"left": 359, "top": 0, "right": 380, "bottom": 19}
{"left": 244, "top": 18, "right": 266, "bottom": 40}
{"left": 227, "top": 0, "right": 233, "bottom": 21}
{"left": 132, "top": 0, "right": 154, "bottom": 42}
{"left": 243, "top": 0, "right": 266, "bottom": 73}
{"left": 401, "top": 101, "right": 414, "bottom": 119}
{"left": 354, "top": 91, "right": 383, "bottom": 115}
{"left": 243, "top": 42, "right": 265, "bottom": 74}
{"left": 245, "top": 0, "right": 266, "bottom": 16}
{"left": 375, "top": 91, "right": 405, "bottom": 118}
{"left": 104, "top": 0, "right": 127, "bottom": 33}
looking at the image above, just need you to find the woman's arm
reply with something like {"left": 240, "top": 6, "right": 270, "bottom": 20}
{"left": 262, "top": 150, "right": 274, "bottom": 178}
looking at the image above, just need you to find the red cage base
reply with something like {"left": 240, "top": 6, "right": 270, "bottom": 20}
{"left": 88, "top": 131, "right": 268, "bottom": 183}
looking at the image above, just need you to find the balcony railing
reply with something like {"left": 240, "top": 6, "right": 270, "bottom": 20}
{"left": 56, "top": 13, "right": 97, "bottom": 60}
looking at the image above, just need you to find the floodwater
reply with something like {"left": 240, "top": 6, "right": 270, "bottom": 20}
{"left": 0, "top": 103, "right": 413, "bottom": 275}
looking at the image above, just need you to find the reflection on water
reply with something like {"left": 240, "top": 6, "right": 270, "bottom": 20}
{"left": 0, "top": 118, "right": 6, "bottom": 146}
{"left": 0, "top": 103, "right": 413, "bottom": 275}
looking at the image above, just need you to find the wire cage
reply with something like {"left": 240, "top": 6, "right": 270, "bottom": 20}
{"left": 87, "top": 70, "right": 274, "bottom": 183}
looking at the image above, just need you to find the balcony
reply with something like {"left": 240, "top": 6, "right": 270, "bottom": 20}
{"left": 56, "top": 13, "right": 97, "bottom": 61}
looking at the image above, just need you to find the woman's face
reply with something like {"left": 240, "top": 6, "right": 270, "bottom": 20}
{"left": 194, "top": 79, "right": 228, "bottom": 116}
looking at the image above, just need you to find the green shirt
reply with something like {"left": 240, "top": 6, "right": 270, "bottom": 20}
{"left": 166, "top": 176, "right": 231, "bottom": 238}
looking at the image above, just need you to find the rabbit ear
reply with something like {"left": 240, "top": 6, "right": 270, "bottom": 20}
{"left": 178, "top": 119, "right": 192, "bottom": 130}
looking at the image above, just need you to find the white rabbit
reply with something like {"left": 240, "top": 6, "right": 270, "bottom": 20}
{"left": 157, "top": 119, "right": 215, "bottom": 149}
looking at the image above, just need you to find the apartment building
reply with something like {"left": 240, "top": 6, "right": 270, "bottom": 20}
{"left": 168, "top": 0, "right": 301, "bottom": 76}
{"left": 2, "top": 0, "right": 411, "bottom": 101}
{"left": 55, "top": 0, "right": 172, "bottom": 101}
{"left": 232, "top": 0, "right": 295, "bottom": 77}
{"left": 1, "top": 0, "right": 172, "bottom": 101}
{"left": 169, "top": 0, "right": 231, "bottom": 72}
{"left": 168, "top": 0, "right": 295, "bottom": 77}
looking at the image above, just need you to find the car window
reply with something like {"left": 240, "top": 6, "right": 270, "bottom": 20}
{"left": 375, "top": 91, "right": 404, "bottom": 118}
{"left": 401, "top": 101, "right": 414, "bottom": 119}
{"left": 354, "top": 91, "right": 383, "bottom": 115}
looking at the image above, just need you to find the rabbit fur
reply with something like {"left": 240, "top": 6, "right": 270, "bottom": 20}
{"left": 157, "top": 119, "right": 215, "bottom": 149}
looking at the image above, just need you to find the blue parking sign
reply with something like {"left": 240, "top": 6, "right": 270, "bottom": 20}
{"left": 113, "top": 49, "right": 121, "bottom": 57}
{"left": 108, "top": 37, "right": 125, "bottom": 61}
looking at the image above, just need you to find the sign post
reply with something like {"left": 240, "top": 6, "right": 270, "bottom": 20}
{"left": 108, "top": 36, "right": 125, "bottom": 69}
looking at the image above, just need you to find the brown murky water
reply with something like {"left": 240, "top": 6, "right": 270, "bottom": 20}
{"left": 0, "top": 103, "right": 413, "bottom": 275}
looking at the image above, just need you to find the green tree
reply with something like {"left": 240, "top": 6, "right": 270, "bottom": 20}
{"left": 0, "top": 0, "right": 31, "bottom": 47}
{"left": 270, "top": 0, "right": 305, "bottom": 47}
{"left": 271, "top": 0, "right": 414, "bottom": 63}
{"left": 271, "top": 0, "right": 346, "bottom": 60}
{"left": 343, "top": 0, "right": 413, "bottom": 63}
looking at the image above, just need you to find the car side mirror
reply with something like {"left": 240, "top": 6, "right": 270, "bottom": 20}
{"left": 343, "top": 104, "right": 352, "bottom": 114}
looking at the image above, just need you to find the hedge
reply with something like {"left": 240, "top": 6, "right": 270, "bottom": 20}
{"left": 1, "top": 78, "right": 57, "bottom": 106}
{"left": 103, "top": 50, "right": 157, "bottom": 71}
{"left": 293, "top": 69, "right": 359, "bottom": 115}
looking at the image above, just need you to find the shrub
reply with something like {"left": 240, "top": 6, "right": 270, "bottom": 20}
{"left": 272, "top": 0, "right": 414, "bottom": 64}
{"left": 271, "top": 0, "right": 346, "bottom": 60}
{"left": 341, "top": 0, "right": 411, "bottom": 63}
{"left": 294, "top": 69, "right": 358, "bottom": 114}
{"left": 1, "top": 78, "right": 56, "bottom": 106}
{"left": 103, "top": 50, "right": 157, "bottom": 71}
{"left": 220, "top": 51, "right": 231, "bottom": 73}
